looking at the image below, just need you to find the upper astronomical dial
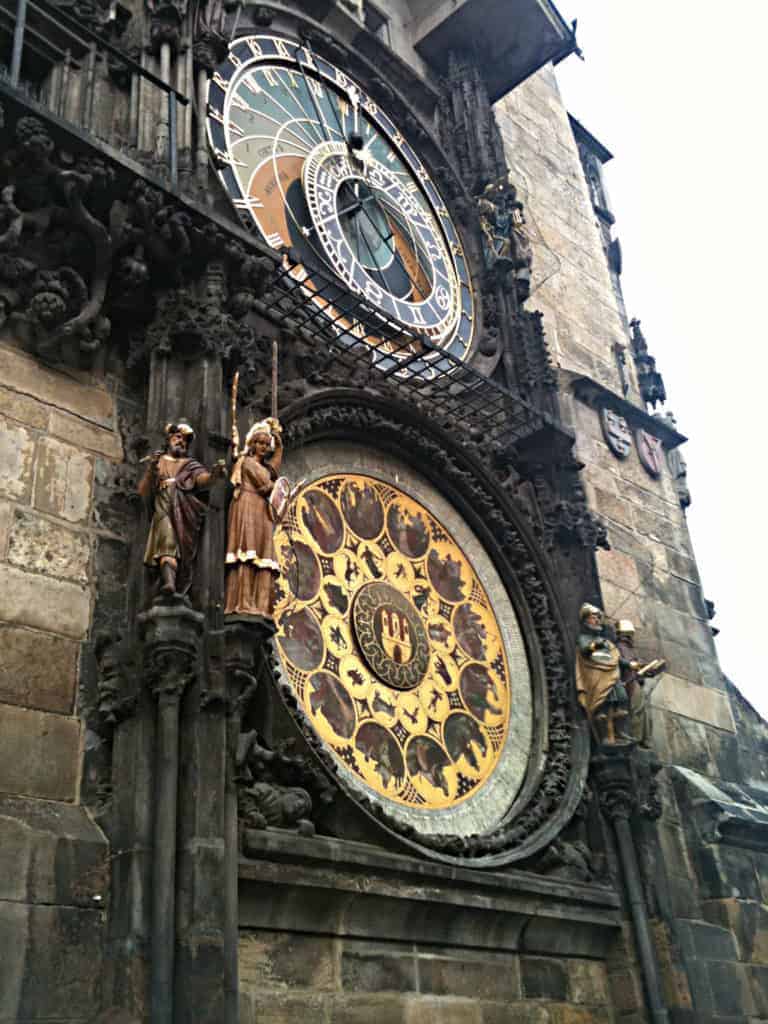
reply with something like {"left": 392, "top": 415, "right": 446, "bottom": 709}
{"left": 206, "top": 34, "right": 474, "bottom": 364}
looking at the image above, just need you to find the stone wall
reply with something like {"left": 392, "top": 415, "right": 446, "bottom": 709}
{"left": 494, "top": 66, "right": 733, "bottom": 772}
{"left": 238, "top": 931, "right": 614, "bottom": 1023}
{"left": 0, "top": 340, "right": 121, "bottom": 1022}
{"left": 494, "top": 64, "right": 768, "bottom": 1024}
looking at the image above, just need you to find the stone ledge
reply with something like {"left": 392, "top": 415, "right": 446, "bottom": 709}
{"left": 239, "top": 832, "right": 620, "bottom": 959}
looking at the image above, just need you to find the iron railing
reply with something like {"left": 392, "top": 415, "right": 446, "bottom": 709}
{"left": 3, "top": 0, "right": 189, "bottom": 187}
{"left": 266, "top": 251, "right": 552, "bottom": 451}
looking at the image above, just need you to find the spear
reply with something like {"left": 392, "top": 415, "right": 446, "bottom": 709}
{"left": 230, "top": 370, "right": 240, "bottom": 458}
{"left": 271, "top": 337, "right": 278, "bottom": 421}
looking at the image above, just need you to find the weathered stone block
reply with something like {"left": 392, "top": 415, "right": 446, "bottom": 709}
{"left": 695, "top": 845, "right": 762, "bottom": 903}
{"left": 0, "top": 564, "right": 90, "bottom": 639}
{"left": 8, "top": 510, "right": 90, "bottom": 583}
{"left": 0, "top": 625, "right": 78, "bottom": 712}
{"left": 0, "top": 384, "right": 48, "bottom": 429}
{"left": 0, "top": 705, "right": 80, "bottom": 801}
{"left": 547, "top": 1006, "right": 612, "bottom": 1024}
{"left": 49, "top": 409, "right": 123, "bottom": 461}
{"left": 0, "top": 902, "right": 103, "bottom": 1021}
{"left": 329, "top": 994, "right": 407, "bottom": 1024}
{"left": 566, "top": 960, "right": 609, "bottom": 1005}
{"left": 651, "top": 677, "right": 736, "bottom": 733}
{"left": 342, "top": 946, "right": 416, "bottom": 994}
{"left": 0, "top": 415, "right": 35, "bottom": 503}
{"left": 702, "top": 899, "right": 768, "bottom": 964}
{"left": 417, "top": 952, "right": 520, "bottom": 1001}
{"left": 0, "top": 499, "right": 11, "bottom": 559}
{"left": 0, "top": 344, "right": 113, "bottom": 425}
{"left": 607, "top": 968, "right": 644, "bottom": 1014}
{"left": 678, "top": 920, "right": 739, "bottom": 961}
{"left": 596, "top": 546, "right": 642, "bottom": 591}
{"left": 240, "top": 991, "right": 330, "bottom": 1024}
{"left": 403, "top": 997, "right": 482, "bottom": 1024}
{"left": 239, "top": 930, "right": 335, "bottom": 992}
{"left": 520, "top": 957, "right": 568, "bottom": 1000}
{"left": 34, "top": 437, "right": 94, "bottom": 525}
{"left": 480, "top": 1004, "right": 550, "bottom": 1024}
{"left": 747, "top": 964, "right": 768, "bottom": 1017}
{"left": 706, "top": 960, "right": 757, "bottom": 1016}
{"left": 0, "top": 795, "right": 107, "bottom": 906}
{"left": 590, "top": 487, "right": 635, "bottom": 530}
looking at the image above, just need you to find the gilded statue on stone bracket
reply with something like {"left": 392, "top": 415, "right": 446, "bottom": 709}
{"left": 575, "top": 603, "right": 631, "bottom": 745}
{"left": 576, "top": 604, "right": 665, "bottom": 746}
{"left": 615, "top": 619, "right": 665, "bottom": 748}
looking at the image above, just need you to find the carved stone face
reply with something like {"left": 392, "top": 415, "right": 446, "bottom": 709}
{"left": 600, "top": 407, "right": 632, "bottom": 459}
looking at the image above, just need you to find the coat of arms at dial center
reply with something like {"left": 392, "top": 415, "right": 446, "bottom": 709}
{"left": 273, "top": 473, "right": 516, "bottom": 814}
{"left": 352, "top": 582, "right": 430, "bottom": 690}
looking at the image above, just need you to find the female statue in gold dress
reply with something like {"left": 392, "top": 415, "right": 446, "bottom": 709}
{"left": 224, "top": 417, "right": 283, "bottom": 619}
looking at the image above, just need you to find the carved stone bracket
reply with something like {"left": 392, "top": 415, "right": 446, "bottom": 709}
{"left": 139, "top": 598, "right": 204, "bottom": 702}
{"left": 590, "top": 744, "right": 663, "bottom": 825}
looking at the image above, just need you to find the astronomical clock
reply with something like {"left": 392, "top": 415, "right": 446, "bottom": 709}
{"left": 208, "top": 34, "right": 582, "bottom": 866}
{"left": 207, "top": 33, "right": 474, "bottom": 373}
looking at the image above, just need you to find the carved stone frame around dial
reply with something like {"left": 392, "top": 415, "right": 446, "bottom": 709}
{"left": 270, "top": 389, "right": 589, "bottom": 867}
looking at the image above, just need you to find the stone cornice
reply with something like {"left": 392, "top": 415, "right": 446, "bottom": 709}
{"left": 567, "top": 372, "right": 687, "bottom": 451}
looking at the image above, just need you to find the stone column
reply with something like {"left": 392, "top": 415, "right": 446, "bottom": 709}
{"left": 222, "top": 617, "right": 276, "bottom": 1023}
{"left": 139, "top": 598, "right": 204, "bottom": 1024}
{"left": 592, "top": 746, "right": 670, "bottom": 1024}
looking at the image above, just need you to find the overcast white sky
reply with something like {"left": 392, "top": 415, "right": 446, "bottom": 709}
{"left": 552, "top": 2, "right": 768, "bottom": 717}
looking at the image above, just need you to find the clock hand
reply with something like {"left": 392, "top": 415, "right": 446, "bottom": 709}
{"left": 355, "top": 196, "right": 431, "bottom": 302}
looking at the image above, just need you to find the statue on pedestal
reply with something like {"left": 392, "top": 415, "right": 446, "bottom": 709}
{"left": 476, "top": 175, "right": 532, "bottom": 293}
{"left": 615, "top": 620, "right": 665, "bottom": 748}
{"left": 575, "top": 603, "right": 631, "bottom": 745}
{"left": 139, "top": 422, "right": 224, "bottom": 596}
{"left": 224, "top": 416, "right": 283, "bottom": 620}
